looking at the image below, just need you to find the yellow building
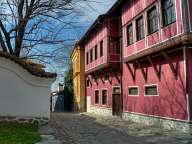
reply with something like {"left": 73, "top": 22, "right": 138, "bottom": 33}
{"left": 71, "top": 44, "right": 85, "bottom": 112}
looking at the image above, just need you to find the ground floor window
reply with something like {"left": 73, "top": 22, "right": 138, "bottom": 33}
{"left": 128, "top": 87, "right": 139, "bottom": 96}
{"left": 102, "top": 89, "right": 107, "bottom": 105}
{"left": 144, "top": 85, "right": 158, "bottom": 96}
{"left": 95, "top": 90, "right": 99, "bottom": 104}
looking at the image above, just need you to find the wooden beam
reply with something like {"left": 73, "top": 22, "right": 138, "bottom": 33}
{"left": 147, "top": 55, "right": 160, "bottom": 81}
{"left": 126, "top": 63, "right": 135, "bottom": 82}
{"left": 136, "top": 60, "right": 147, "bottom": 83}
{"left": 86, "top": 76, "right": 92, "bottom": 86}
{"left": 111, "top": 70, "right": 121, "bottom": 84}
{"left": 161, "top": 50, "right": 177, "bottom": 79}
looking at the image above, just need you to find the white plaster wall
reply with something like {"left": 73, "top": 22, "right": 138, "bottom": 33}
{"left": 0, "top": 57, "right": 55, "bottom": 119}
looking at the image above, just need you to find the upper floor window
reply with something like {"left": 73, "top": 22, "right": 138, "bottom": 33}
{"left": 148, "top": 7, "right": 158, "bottom": 34}
{"left": 110, "top": 37, "right": 120, "bottom": 54}
{"left": 162, "top": 0, "right": 176, "bottom": 26}
{"left": 86, "top": 52, "right": 89, "bottom": 65}
{"left": 95, "top": 90, "right": 99, "bottom": 104}
{"left": 126, "top": 24, "right": 133, "bottom": 45}
{"left": 90, "top": 49, "right": 93, "bottom": 62}
{"left": 136, "top": 16, "right": 145, "bottom": 41}
{"left": 95, "top": 45, "right": 98, "bottom": 60}
{"left": 100, "top": 40, "right": 103, "bottom": 57}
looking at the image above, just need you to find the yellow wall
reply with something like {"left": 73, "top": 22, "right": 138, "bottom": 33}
{"left": 71, "top": 45, "right": 85, "bottom": 112}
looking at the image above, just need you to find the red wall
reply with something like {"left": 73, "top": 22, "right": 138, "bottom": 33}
{"left": 122, "top": 0, "right": 183, "bottom": 58}
{"left": 86, "top": 71, "right": 121, "bottom": 109}
{"left": 85, "top": 25, "right": 108, "bottom": 72}
{"left": 122, "top": 49, "right": 187, "bottom": 120}
{"left": 190, "top": 0, "right": 192, "bottom": 31}
{"left": 188, "top": 48, "right": 192, "bottom": 120}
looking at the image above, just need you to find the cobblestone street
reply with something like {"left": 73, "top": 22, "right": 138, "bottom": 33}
{"left": 49, "top": 113, "right": 192, "bottom": 144}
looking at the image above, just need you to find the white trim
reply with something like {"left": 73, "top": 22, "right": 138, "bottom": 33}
{"left": 123, "top": 110, "right": 190, "bottom": 122}
{"left": 175, "top": 0, "right": 179, "bottom": 34}
{"left": 144, "top": 84, "right": 159, "bottom": 96}
{"left": 183, "top": 47, "right": 191, "bottom": 121}
{"left": 101, "top": 88, "right": 108, "bottom": 106}
{"left": 180, "top": 0, "right": 184, "bottom": 33}
{"left": 124, "top": 32, "right": 183, "bottom": 58}
{"left": 112, "top": 86, "right": 121, "bottom": 94}
{"left": 187, "top": 0, "right": 192, "bottom": 31}
{"left": 128, "top": 86, "right": 139, "bottom": 96}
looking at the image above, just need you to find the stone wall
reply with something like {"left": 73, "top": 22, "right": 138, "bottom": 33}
{"left": 0, "top": 116, "right": 49, "bottom": 125}
{"left": 89, "top": 106, "right": 112, "bottom": 117}
{"left": 122, "top": 112, "right": 192, "bottom": 132}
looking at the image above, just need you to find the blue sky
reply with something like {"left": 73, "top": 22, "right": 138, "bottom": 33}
{"left": 51, "top": 0, "right": 117, "bottom": 90}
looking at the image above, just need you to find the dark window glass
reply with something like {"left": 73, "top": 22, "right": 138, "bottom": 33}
{"left": 90, "top": 49, "right": 93, "bottom": 62}
{"left": 126, "top": 24, "right": 133, "bottom": 45}
{"left": 148, "top": 7, "right": 158, "bottom": 34}
{"left": 128, "top": 87, "right": 139, "bottom": 96}
{"left": 145, "top": 85, "right": 158, "bottom": 95}
{"left": 102, "top": 90, "right": 107, "bottom": 105}
{"left": 95, "top": 90, "right": 99, "bottom": 104}
{"left": 100, "top": 40, "right": 103, "bottom": 57}
{"left": 162, "top": 0, "right": 176, "bottom": 26}
{"left": 86, "top": 52, "right": 89, "bottom": 65}
{"left": 95, "top": 45, "right": 98, "bottom": 60}
{"left": 136, "top": 16, "right": 145, "bottom": 41}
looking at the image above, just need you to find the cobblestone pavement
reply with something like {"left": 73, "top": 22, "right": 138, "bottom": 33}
{"left": 49, "top": 113, "right": 192, "bottom": 144}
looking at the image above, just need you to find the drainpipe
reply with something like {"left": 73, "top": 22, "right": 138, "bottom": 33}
{"left": 182, "top": 0, "right": 191, "bottom": 121}
{"left": 184, "top": 46, "right": 191, "bottom": 121}
{"left": 119, "top": 17, "right": 124, "bottom": 118}
{"left": 181, "top": 0, "right": 190, "bottom": 33}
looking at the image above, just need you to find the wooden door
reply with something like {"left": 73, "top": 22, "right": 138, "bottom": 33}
{"left": 112, "top": 87, "right": 121, "bottom": 116}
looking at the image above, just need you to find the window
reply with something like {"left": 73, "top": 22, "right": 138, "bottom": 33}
{"left": 126, "top": 24, "right": 133, "bottom": 45}
{"left": 90, "top": 49, "right": 93, "bottom": 62}
{"left": 162, "top": 0, "right": 176, "bottom": 26}
{"left": 102, "top": 90, "right": 107, "bottom": 105}
{"left": 136, "top": 16, "right": 145, "bottom": 41}
{"left": 145, "top": 85, "right": 158, "bottom": 96}
{"left": 148, "top": 7, "right": 158, "bottom": 34}
{"left": 95, "top": 90, "right": 99, "bottom": 104}
{"left": 128, "top": 87, "right": 139, "bottom": 96}
{"left": 100, "top": 40, "right": 103, "bottom": 57}
{"left": 86, "top": 52, "right": 89, "bottom": 65}
{"left": 95, "top": 45, "right": 98, "bottom": 60}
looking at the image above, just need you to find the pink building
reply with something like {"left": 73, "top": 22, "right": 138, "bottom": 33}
{"left": 78, "top": 0, "right": 192, "bottom": 131}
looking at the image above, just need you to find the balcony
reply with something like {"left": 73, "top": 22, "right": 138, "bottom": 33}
{"left": 85, "top": 36, "right": 120, "bottom": 75}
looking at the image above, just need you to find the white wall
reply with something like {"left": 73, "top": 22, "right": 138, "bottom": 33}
{"left": 0, "top": 57, "right": 55, "bottom": 119}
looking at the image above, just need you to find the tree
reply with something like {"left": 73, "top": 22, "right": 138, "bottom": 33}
{"left": 0, "top": 0, "right": 89, "bottom": 58}
{"left": 63, "top": 64, "right": 74, "bottom": 111}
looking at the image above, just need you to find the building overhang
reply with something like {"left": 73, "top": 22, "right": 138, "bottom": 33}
{"left": 85, "top": 62, "right": 120, "bottom": 75}
{"left": 123, "top": 33, "right": 192, "bottom": 63}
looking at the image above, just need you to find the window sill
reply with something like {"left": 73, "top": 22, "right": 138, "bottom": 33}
{"left": 161, "top": 21, "right": 176, "bottom": 29}
{"left": 147, "top": 29, "right": 159, "bottom": 36}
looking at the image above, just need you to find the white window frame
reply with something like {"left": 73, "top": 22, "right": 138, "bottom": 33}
{"left": 144, "top": 84, "right": 159, "bottom": 96}
{"left": 128, "top": 86, "right": 139, "bottom": 96}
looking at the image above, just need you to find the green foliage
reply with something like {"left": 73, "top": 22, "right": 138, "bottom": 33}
{"left": 0, "top": 122, "right": 41, "bottom": 144}
{"left": 63, "top": 64, "right": 74, "bottom": 110}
